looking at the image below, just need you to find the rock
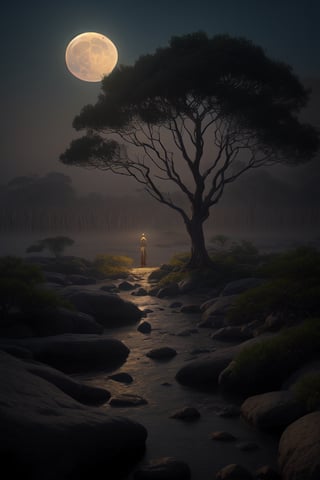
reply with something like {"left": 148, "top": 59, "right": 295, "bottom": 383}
{"left": 221, "top": 278, "right": 265, "bottom": 296}
{"left": 26, "top": 359, "right": 110, "bottom": 405}
{"left": 197, "top": 316, "right": 225, "bottom": 329}
{"left": 236, "top": 441, "right": 259, "bottom": 451}
{"left": 254, "top": 465, "right": 281, "bottom": 479}
{"left": 176, "top": 345, "right": 240, "bottom": 388}
{"left": 43, "top": 271, "right": 69, "bottom": 285}
{"left": 199, "top": 296, "right": 237, "bottom": 328}
{"left": 176, "top": 336, "right": 272, "bottom": 389}
{"left": 100, "top": 283, "right": 118, "bottom": 292}
{"left": 157, "top": 283, "right": 180, "bottom": 298}
{"left": 278, "top": 412, "right": 320, "bottom": 480}
{"left": 170, "top": 301, "right": 183, "bottom": 308}
{"left": 283, "top": 360, "right": 320, "bottom": 389}
{"left": 60, "top": 288, "right": 143, "bottom": 327}
{"left": 215, "top": 463, "right": 253, "bottom": 479}
{"left": 134, "top": 457, "right": 191, "bottom": 480}
{"left": 147, "top": 347, "right": 177, "bottom": 360}
{"left": 148, "top": 265, "right": 174, "bottom": 282}
{"left": 180, "top": 304, "right": 201, "bottom": 314}
{"left": 118, "top": 281, "right": 136, "bottom": 291}
{"left": 0, "top": 350, "right": 147, "bottom": 480}
{"left": 143, "top": 308, "right": 154, "bottom": 314}
{"left": 138, "top": 321, "right": 152, "bottom": 334}
{"left": 26, "top": 307, "right": 103, "bottom": 336}
{"left": 241, "top": 391, "right": 306, "bottom": 431}
{"left": 148, "top": 286, "right": 160, "bottom": 296}
{"left": 132, "top": 287, "right": 148, "bottom": 296}
{"left": 108, "top": 372, "right": 133, "bottom": 384}
{"left": 264, "top": 313, "right": 286, "bottom": 331}
{"left": 170, "top": 407, "right": 200, "bottom": 421}
{"left": 178, "top": 277, "right": 198, "bottom": 294}
{"left": 0, "top": 334, "right": 130, "bottom": 372}
{"left": 210, "top": 431, "right": 237, "bottom": 441}
{"left": 211, "top": 326, "right": 252, "bottom": 342}
{"left": 68, "top": 274, "right": 97, "bottom": 285}
{"left": 109, "top": 394, "right": 148, "bottom": 407}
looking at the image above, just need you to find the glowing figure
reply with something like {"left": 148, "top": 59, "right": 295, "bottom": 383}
{"left": 140, "top": 233, "right": 147, "bottom": 267}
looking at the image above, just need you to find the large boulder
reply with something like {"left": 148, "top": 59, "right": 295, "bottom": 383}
{"left": 278, "top": 412, "right": 320, "bottom": 480}
{"left": 176, "top": 345, "right": 240, "bottom": 388}
{"left": 221, "top": 278, "right": 265, "bottom": 296}
{"left": 0, "top": 350, "right": 147, "bottom": 480}
{"left": 26, "top": 307, "right": 103, "bottom": 336}
{"left": 0, "top": 334, "right": 130, "bottom": 372}
{"left": 176, "top": 336, "right": 272, "bottom": 389}
{"left": 211, "top": 326, "right": 252, "bottom": 342}
{"left": 241, "top": 391, "right": 306, "bottom": 431}
{"left": 60, "top": 288, "right": 143, "bottom": 327}
{"left": 157, "top": 283, "right": 180, "bottom": 298}
{"left": 198, "top": 295, "right": 237, "bottom": 328}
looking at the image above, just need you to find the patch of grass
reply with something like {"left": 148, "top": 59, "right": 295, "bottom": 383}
{"left": 293, "top": 373, "right": 320, "bottom": 411}
{"left": 228, "top": 247, "right": 320, "bottom": 325}
{"left": 157, "top": 271, "right": 186, "bottom": 287}
{"left": 93, "top": 254, "right": 134, "bottom": 278}
{"left": 158, "top": 239, "right": 261, "bottom": 290}
{"left": 223, "top": 318, "right": 320, "bottom": 394}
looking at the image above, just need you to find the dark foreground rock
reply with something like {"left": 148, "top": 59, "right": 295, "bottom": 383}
{"left": 137, "top": 321, "right": 152, "bottom": 334}
{"left": 26, "top": 307, "right": 103, "bottom": 336}
{"left": 60, "top": 288, "right": 143, "bottom": 327}
{"left": 278, "top": 411, "right": 320, "bottom": 480}
{"left": 0, "top": 334, "right": 129, "bottom": 372}
{"left": 134, "top": 457, "right": 191, "bottom": 480}
{"left": 0, "top": 350, "right": 147, "bottom": 480}
{"left": 241, "top": 391, "right": 306, "bottom": 431}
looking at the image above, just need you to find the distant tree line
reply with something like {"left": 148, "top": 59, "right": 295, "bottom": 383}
{"left": 0, "top": 170, "right": 319, "bottom": 234}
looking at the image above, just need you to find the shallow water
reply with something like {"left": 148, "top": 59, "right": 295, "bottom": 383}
{"left": 75, "top": 268, "right": 279, "bottom": 479}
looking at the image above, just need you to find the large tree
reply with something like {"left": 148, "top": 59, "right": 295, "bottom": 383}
{"left": 61, "top": 32, "right": 319, "bottom": 267}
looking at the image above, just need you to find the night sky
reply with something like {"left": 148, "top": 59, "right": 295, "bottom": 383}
{"left": 1, "top": 0, "right": 319, "bottom": 195}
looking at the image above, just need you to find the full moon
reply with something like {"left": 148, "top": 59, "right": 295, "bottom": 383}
{"left": 65, "top": 32, "right": 118, "bottom": 82}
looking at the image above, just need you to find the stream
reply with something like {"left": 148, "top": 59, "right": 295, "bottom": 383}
{"left": 75, "top": 267, "right": 279, "bottom": 479}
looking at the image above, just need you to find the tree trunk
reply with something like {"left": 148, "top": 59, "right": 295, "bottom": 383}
{"left": 185, "top": 216, "right": 212, "bottom": 268}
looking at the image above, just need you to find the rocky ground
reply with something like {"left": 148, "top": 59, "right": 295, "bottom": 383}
{"left": 1, "top": 262, "right": 320, "bottom": 480}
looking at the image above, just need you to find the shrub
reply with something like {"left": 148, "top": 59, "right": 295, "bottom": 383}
{"left": 293, "top": 373, "right": 320, "bottom": 411}
{"left": 0, "top": 256, "right": 71, "bottom": 321}
{"left": 222, "top": 318, "right": 320, "bottom": 394}
{"left": 228, "top": 247, "right": 320, "bottom": 325}
{"left": 94, "top": 254, "right": 133, "bottom": 278}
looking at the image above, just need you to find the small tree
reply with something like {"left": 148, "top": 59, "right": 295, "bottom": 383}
{"left": 61, "top": 32, "right": 319, "bottom": 268}
{"left": 26, "top": 236, "right": 75, "bottom": 258}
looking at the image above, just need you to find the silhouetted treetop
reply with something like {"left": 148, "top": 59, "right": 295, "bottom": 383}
{"left": 61, "top": 32, "right": 319, "bottom": 267}
{"left": 71, "top": 32, "right": 317, "bottom": 161}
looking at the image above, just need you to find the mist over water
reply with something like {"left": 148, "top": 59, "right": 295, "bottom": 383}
{"left": 1, "top": 226, "right": 319, "bottom": 266}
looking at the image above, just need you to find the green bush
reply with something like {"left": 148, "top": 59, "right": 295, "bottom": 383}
{"left": 0, "top": 256, "right": 71, "bottom": 321}
{"left": 293, "top": 373, "right": 320, "bottom": 411}
{"left": 223, "top": 318, "right": 320, "bottom": 394}
{"left": 94, "top": 254, "right": 133, "bottom": 278}
{"left": 228, "top": 247, "right": 320, "bottom": 325}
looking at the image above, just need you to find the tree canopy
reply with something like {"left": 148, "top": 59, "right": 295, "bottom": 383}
{"left": 61, "top": 32, "right": 319, "bottom": 267}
